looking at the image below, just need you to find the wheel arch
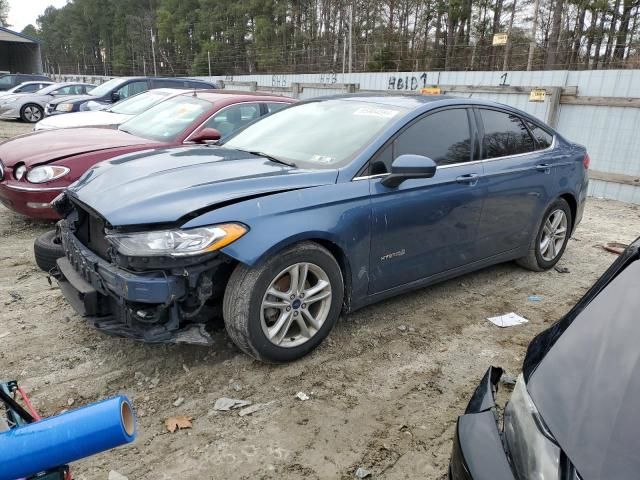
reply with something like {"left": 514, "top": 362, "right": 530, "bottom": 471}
{"left": 225, "top": 232, "right": 354, "bottom": 312}
{"left": 558, "top": 191, "right": 578, "bottom": 233}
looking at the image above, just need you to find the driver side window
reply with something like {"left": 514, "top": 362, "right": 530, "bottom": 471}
{"left": 116, "top": 81, "right": 148, "bottom": 99}
{"left": 370, "top": 108, "right": 473, "bottom": 175}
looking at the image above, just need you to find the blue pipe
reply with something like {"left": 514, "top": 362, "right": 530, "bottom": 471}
{"left": 0, "top": 395, "right": 136, "bottom": 480}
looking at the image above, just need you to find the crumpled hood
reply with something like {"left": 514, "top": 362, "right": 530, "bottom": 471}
{"left": 36, "top": 111, "right": 131, "bottom": 130}
{"left": 0, "top": 128, "right": 153, "bottom": 167}
{"left": 526, "top": 259, "right": 640, "bottom": 479}
{"left": 67, "top": 146, "right": 338, "bottom": 227}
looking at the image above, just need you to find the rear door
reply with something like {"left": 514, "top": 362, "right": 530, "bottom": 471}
{"left": 474, "top": 108, "right": 557, "bottom": 257}
{"left": 368, "top": 107, "right": 485, "bottom": 294}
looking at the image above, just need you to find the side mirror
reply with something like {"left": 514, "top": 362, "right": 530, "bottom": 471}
{"left": 111, "top": 91, "right": 121, "bottom": 102}
{"left": 190, "top": 127, "right": 222, "bottom": 144}
{"left": 381, "top": 154, "right": 437, "bottom": 188}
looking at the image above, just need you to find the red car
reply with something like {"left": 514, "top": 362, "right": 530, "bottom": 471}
{"left": 0, "top": 91, "right": 296, "bottom": 219}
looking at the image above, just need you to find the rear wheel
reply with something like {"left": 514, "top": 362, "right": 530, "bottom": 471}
{"left": 223, "top": 242, "right": 344, "bottom": 362}
{"left": 517, "top": 198, "right": 572, "bottom": 271}
{"left": 20, "top": 103, "right": 44, "bottom": 123}
{"left": 34, "top": 230, "right": 65, "bottom": 272}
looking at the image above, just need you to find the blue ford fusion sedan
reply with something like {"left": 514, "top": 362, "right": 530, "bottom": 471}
{"left": 47, "top": 94, "right": 589, "bottom": 362}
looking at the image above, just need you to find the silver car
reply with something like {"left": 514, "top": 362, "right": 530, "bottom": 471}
{"left": 34, "top": 88, "right": 184, "bottom": 131}
{"left": 0, "top": 82, "right": 96, "bottom": 123}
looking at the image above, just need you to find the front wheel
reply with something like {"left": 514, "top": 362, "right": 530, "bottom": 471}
{"left": 517, "top": 198, "right": 572, "bottom": 271}
{"left": 223, "top": 242, "right": 344, "bottom": 363}
{"left": 20, "top": 104, "right": 44, "bottom": 123}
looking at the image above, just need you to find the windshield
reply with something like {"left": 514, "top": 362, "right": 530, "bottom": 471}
{"left": 110, "top": 90, "right": 173, "bottom": 115}
{"left": 223, "top": 100, "right": 407, "bottom": 168}
{"left": 87, "top": 78, "right": 126, "bottom": 97}
{"left": 119, "top": 95, "right": 211, "bottom": 142}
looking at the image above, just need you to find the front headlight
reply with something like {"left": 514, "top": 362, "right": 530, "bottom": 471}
{"left": 26, "top": 165, "right": 70, "bottom": 183}
{"left": 504, "top": 375, "right": 561, "bottom": 479}
{"left": 106, "top": 223, "right": 248, "bottom": 257}
{"left": 56, "top": 103, "right": 74, "bottom": 112}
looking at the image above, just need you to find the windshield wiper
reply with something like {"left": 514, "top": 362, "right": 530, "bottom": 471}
{"left": 238, "top": 149, "right": 296, "bottom": 167}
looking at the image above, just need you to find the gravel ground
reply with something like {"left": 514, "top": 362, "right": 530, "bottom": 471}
{"left": 1, "top": 120, "right": 639, "bottom": 479}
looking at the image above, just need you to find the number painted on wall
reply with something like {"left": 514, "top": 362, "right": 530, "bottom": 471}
{"left": 387, "top": 72, "right": 433, "bottom": 90}
{"left": 319, "top": 72, "right": 337, "bottom": 84}
{"left": 271, "top": 75, "right": 288, "bottom": 87}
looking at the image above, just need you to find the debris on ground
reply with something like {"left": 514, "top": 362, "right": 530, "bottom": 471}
{"left": 213, "top": 397, "right": 251, "bottom": 411}
{"left": 355, "top": 467, "right": 372, "bottom": 478}
{"left": 397, "top": 325, "right": 407, "bottom": 332}
{"left": 487, "top": 312, "right": 528, "bottom": 328}
{"left": 295, "top": 392, "right": 310, "bottom": 401}
{"left": 554, "top": 265, "right": 570, "bottom": 273}
{"left": 0, "top": 332, "right": 10, "bottom": 339}
{"left": 173, "top": 397, "right": 185, "bottom": 408}
{"left": 527, "top": 295, "right": 543, "bottom": 302}
{"left": 603, "top": 242, "right": 628, "bottom": 255}
{"left": 238, "top": 401, "right": 276, "bottom": 417}
{"left": 165, "top": 415, "right": 193, "bottom": 433}
{"left": 108, "top": 470, "right": 129, "bottom": 480}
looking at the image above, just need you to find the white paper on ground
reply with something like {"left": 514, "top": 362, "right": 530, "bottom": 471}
{"left": 487, "top": 312, "right": 529, "bottom": 327}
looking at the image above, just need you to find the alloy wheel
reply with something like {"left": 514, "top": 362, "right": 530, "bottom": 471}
{"left": 540, "top": 209, "right": 568, "bottom": 262}
{"left": 261, "top": 262, "right": 332, "bottom": 348}
{"left": 23, "top": 106, "right": 42, "bottom": 122}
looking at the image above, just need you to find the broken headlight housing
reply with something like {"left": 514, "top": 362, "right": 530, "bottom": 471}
{"left": 106, "top": 223, "right": 247, "bottom": 257}
{"left": 504, "top": 375, "right": 561, "bottom": 479}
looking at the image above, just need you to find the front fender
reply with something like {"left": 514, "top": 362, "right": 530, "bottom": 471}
{"left": 182, "top": 181, "right": 372, "bottom": 306}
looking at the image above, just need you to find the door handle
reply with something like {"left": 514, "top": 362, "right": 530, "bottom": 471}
{"left": 455, "top": 173, "right": 480, "bottom": 186}
{"left": 536, "top": 163, "right": 552, "bottom": 173}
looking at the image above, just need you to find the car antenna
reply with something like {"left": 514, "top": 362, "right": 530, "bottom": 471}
{"left": 192, "top": 87, "right": 197, "bottom": 98}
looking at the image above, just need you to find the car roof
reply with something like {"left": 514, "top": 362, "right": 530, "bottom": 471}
{"left": 311, "top": 92, "right": 533, "bottom": 114}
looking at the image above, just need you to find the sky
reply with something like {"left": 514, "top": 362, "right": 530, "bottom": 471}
{"left": 6, "top": 0, "right": 68, "bottom": 31}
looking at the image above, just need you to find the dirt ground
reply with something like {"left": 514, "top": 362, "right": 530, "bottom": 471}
{"left": 1, "top": 120, "right": 639, "bottom": 479}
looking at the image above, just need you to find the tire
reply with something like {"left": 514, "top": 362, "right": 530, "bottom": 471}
{"left": 517, "top": 198, "right": 572, "bottom": 271}
{"left": 20, "top": 103, "right": 44, "bottom": 123}
{"left": 223, "top": 241, "right": 344, "bottom": 363}
{"left": 34, "top": 230, "right": 65, "bottom": 273}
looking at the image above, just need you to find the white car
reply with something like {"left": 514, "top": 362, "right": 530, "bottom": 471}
{"left": 34, "top": 88, "right": 184, "bottom": 131}
{"left": 0, "top": 81, "right": 54, "bottom": 97}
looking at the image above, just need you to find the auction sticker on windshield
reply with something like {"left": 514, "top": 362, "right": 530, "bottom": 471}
{"left": 352, "top": 107, "right": 399, "bottom": 118}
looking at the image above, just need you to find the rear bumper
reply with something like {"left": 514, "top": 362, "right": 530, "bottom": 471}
{"left": 449, "top": 367, "right": 516, "bottom": 480}
{"left": 0, "top": 183, "right": 62, "bottom": 219}
{"left": 54, "top": 226, "right": 215, "bottom": 345}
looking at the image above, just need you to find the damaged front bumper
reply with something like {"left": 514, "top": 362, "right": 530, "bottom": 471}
{"left": 449, "top": 367, "right": 516, "bottom": 480}
{"left": 53, "top": 223, "right": 222, "bottom": 345}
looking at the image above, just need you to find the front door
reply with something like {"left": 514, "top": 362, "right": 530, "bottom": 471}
{"left": 368, "top": 108, "right": 485, "bottom": 294}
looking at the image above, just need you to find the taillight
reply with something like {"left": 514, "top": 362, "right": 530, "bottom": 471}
{"left": 583, "top": 153, "right": 590, "bottom": 169}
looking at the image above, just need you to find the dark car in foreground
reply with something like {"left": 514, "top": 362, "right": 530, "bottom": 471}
{"left": 48, "top": 95, "right": 589, "bottom": 361}
{"left": 45, "top": 76, "right": 217, "bottom": 115}
{"left": 450, "top": 237, "right": 640, "bottom": 480}
{"left": 0, "top": 91, "right": 295, "bottom": 219}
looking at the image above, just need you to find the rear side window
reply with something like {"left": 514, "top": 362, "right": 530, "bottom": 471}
{"left": 479, "top": 109, "right": 535, "bottom": 159}
{"left": 266, "top": 102, "right": 289, "bottom": 114}
{"left": 525, "top": 121, "right": 553, "bottom": 149}
{"left": 393, "top": 108, "right": 472, "bottom": 167}
{"left": 20, "top": 84, "right": 40, "bottom": 92}
{"left": 154, "top": 79, "right": 184, "bottom": 88}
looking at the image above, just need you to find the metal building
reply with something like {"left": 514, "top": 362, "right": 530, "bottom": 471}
{"left": 0, "top": 26, "right": 43, "bottom": 74}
